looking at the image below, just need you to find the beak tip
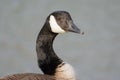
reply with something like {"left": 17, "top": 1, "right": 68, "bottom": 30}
{"left": 75, "top": 29, "right": 80, "bottom": 34}
{"left": 68, "top": 22, "right": 80, "bottom": 34}
{"left": 77, "top": 29, "right": 81, "bottom": 34}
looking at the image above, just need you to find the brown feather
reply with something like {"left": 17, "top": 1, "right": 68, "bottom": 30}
{"left": 0, "top": 73, "right": 55, "bottom": 80}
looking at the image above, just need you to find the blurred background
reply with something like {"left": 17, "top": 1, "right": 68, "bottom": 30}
{"left": 0, "top": 0, "right": 120, "bottom": 80}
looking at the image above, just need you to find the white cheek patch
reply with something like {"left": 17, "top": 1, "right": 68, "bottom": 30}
{"left": 49, "top": 15, "right": 65, "bottom": 33}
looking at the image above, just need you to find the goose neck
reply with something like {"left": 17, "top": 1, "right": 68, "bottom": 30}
{"left": 36, "top": 25, "right": 62, "bottom": 75}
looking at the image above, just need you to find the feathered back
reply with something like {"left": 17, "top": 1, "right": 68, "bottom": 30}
{"left": 0, "top": 73, "right": 54, "bottom": 80}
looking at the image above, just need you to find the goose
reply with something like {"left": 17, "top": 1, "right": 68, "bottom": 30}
{"left": 0, "top": 11, "right": 80, "bottom": 80}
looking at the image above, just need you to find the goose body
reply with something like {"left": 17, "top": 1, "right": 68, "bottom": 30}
{"left": 0, "top": 11, "right": 80, "bottom": 80}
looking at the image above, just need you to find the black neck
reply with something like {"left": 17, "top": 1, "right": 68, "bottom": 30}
{"left": 36, "top": 22, "right": 63, "bottom": 75}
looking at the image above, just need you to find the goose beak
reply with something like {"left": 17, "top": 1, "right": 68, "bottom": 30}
{"left": 68, "top": 21, "right": 80, "bottom": 34}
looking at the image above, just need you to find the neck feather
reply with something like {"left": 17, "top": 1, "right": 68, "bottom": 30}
{"left": 36, "top": 23, "right": 63, "bottom": 75}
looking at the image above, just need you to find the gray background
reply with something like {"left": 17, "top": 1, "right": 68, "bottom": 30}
{"left": 0, "top": 0, "right": 120, "bottom": 80}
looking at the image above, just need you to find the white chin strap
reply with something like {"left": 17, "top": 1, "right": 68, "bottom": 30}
{"left": 49, "top": 15, "right": 65, "bottom": 33}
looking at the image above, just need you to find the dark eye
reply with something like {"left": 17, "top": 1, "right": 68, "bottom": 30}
{"left": 57, "top": 17, "right": 61, "bottom": 21}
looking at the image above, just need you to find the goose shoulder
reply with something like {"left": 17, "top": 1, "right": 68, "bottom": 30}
{"left": 0, "top": 73, "right": 54, "bottom": 80}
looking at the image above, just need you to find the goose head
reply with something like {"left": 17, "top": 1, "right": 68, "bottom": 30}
{"left": 48, "top": 11, "right": 80, "bottom": 34}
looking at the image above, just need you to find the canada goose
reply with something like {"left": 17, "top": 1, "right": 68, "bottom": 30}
{"left": 0, "top": 11, "right": 80, "bottom": 80}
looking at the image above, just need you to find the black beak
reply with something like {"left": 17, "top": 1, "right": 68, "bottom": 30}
{"left": 68, "top": 21, "right": 80, "bottom": 34}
